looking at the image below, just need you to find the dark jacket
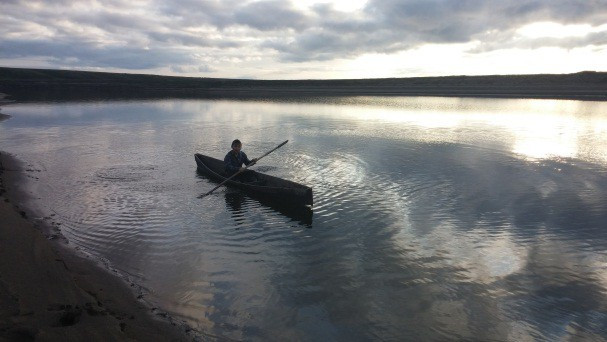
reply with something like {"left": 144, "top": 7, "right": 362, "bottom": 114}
{"left": 224, "top": 151, "right": 252, "bottom": 174}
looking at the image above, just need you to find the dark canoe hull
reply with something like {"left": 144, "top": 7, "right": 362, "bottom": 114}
{"left": 195, "top": 154, "right": 313, "bottom": 206}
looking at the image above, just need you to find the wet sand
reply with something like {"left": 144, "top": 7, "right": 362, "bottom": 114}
{"left": 0, "top": 152, "right": 193, "bottom": 341}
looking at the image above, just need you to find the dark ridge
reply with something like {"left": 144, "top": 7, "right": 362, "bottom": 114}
{"left": 1, "top": 67, "right": 606, "bottom": 102}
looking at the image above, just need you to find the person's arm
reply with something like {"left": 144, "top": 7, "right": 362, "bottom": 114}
{"left": 242, "top": 152, "right": 256, "bottom": 166}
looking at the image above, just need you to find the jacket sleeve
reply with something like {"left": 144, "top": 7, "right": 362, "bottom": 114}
{"left": 242, "top": 152, "right": 252, "bottom": 166}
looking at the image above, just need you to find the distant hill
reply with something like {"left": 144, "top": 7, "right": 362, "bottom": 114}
{"left": 1, "top": 67, "right": 606, "bottom": 102}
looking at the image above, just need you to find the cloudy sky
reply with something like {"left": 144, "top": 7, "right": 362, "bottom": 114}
{"left": 1, "top": 0, "right": 606, "bottom": 79}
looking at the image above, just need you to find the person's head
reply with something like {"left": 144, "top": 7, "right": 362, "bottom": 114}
{"left": 231, "top": 139, "right": 242, "bottom": 152}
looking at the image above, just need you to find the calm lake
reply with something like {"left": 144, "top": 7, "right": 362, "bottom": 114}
{"left": 1, "top": 96, "right": 607, "bottom": 340}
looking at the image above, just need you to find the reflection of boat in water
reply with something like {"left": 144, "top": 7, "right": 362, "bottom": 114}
{"left": 195, "top": 154, "right": 313, "bottom": 207}
{"left": 224, "top": 191, "right": 313, "bottom": 226}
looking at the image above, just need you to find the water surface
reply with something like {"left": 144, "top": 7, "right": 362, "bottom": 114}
{"left": 1, "top": 97, "right": 607, "bottom": 340}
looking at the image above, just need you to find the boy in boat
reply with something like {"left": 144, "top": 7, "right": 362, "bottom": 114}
{"left": 224, "top": 139, "right": 258, "bottom": 182}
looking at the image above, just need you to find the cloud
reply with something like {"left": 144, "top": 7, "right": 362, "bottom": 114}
{"left": 170, "top": 64, "right": 215, "bottom": 73}
{"left": 234, "top": 0, "right": 308, "bottom": 31}
{"left": 0, "top": 38, "right": 193, "bottom": 69}
{"left": 265, "top": 0, "right": 607, "bottom": 61}
{"left": 471, "top": 30, "right": 607, "bottom": 53}
{"left": 156, "top": 0, "right": 241, "bottom": 29}
{"left": 146, "top": 31, "right": 241, "bottom": 49}
{"left": 198, "top": 64, "right": 214, "bottom": 72}
{"left": 0, "top": 0, "right": 606, "bottom": 74}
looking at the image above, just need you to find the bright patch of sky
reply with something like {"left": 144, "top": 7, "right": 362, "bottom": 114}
{"left": 295, "top": 0, "right": 368, "bottom": 12}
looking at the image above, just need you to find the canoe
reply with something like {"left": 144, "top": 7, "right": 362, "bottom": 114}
{"left": 195, "top": 153, "right": 313, "bottom": 206}
{"left": 224, "top": 191, "right": 313, "bottom": 225}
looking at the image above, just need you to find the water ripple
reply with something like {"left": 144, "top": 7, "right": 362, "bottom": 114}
{"left": 3, "top": 98, "right": 607, "bottom": 340}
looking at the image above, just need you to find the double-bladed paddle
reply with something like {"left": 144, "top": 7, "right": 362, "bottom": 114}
{"left": 201, "top": 140, "right": 289, "bottom": 197}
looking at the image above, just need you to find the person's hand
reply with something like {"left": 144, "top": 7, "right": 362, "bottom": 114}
{"left": 250, "top": 158, "right": 258, "bottom": 165}
{"left": 239, "top": 167, "right": 246, "bottom": 172}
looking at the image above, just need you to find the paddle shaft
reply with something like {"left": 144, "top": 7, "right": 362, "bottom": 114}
{"left": 202, "top": 140, "right": 289, "bottom": 196}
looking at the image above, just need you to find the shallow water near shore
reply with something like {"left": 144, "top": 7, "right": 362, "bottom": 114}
{"left": 1, "top": 96, "right": 607, "bottom": 340}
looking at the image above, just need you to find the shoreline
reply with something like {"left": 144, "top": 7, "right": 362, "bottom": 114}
{"left": 3, "top": 87, "right": 606, "bottom": 103}
{"left": 0, "top": 92, "right": 12, "bottom": 121}
{"left": 0, "top": 92, "right": 11, "bottom": 121}
{"left": 0, "top": 151, "right": 194, "bottom": 340}
{"left": 2, "top": 89, "right": 605, "bottom": 106}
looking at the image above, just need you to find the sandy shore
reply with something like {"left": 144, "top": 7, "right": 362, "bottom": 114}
{"left": 0, "top": 152, "right": 194, "bottom": 341}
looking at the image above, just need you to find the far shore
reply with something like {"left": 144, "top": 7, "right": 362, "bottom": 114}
{"left": 1, "top": 67, "right": 606, "bottom": 102}
{"left": 0, "top": 152, "right": 194, "bottom": 341}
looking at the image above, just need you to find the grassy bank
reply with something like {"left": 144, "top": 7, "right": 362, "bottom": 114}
{"left": 1, "top": 67, "right": 606, "bottom": 102}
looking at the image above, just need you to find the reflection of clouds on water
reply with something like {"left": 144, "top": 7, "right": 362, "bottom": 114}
{"left": 511, "top": 118, "right": 578, "bottom": 160}
{"left": 7, "top": 96, "right": 607, "bottom": 164}
{"left": 379, "top": 142, "right": 607, "bottom": 340}
{"left": 279, "top": 120, "right": 607, "bottom": 339}
{"left": 323, "top": 153, "right": 369, "bottom": 186}
{"left": 319, "top": 97, "right": 607, "bottom": 165}
{"left": 2, "top": 97, "right": 607, "bottom": 340}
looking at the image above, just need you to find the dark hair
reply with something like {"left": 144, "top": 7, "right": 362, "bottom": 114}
{"left": 231, "top": 139, "right": 242, "bottom": 147}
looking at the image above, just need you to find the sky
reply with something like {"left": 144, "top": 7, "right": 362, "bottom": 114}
{"left": 1, "top": 0, "right": 606, "bottom": 79}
